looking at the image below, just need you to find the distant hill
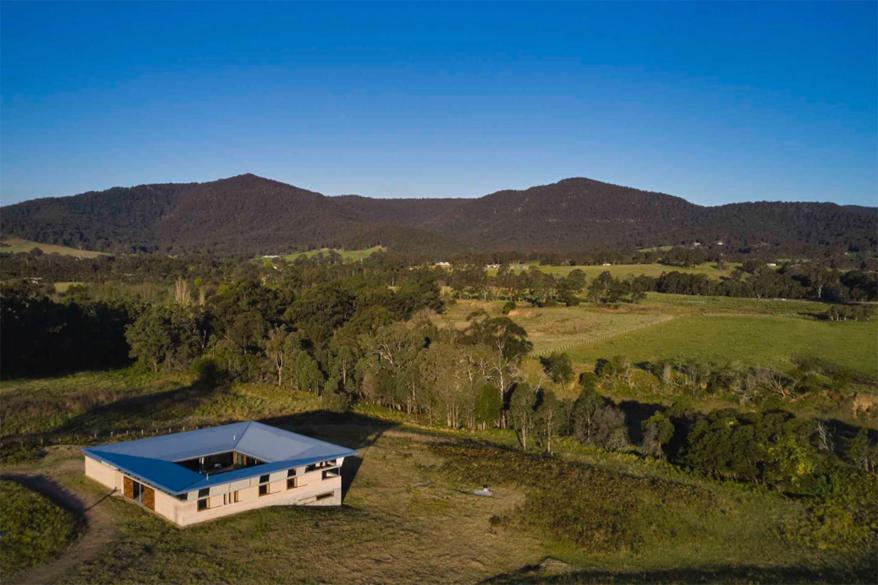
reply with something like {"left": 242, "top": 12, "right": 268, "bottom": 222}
{"left": 2, "top": 174, "right": 875, "bottom": 256}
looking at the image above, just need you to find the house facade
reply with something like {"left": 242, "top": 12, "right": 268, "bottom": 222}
{"left": 83, "top": 421, "right": 355, "bottom": 526}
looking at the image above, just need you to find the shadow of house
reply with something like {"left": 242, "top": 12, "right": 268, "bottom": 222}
{"left": 56, "top": 381, "right": 219, "bottom": 436}
{"left": 259, "top": 410, "right": 398, "bottom": 503}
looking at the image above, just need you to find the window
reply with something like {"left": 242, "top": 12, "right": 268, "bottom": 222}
{"left": 132, "top": 481, "right": 144, "bottom": 502}
{"left": 315, "top": 492, "right": 334, "bottom": 501}
{"left": 197, "top": 488, "right": 210, "bottom": 511}
{"left": 286, "top": 477, "right": 298, "bottom": 490}
{"left": 322, "top": 468, "right": 340, "bottom": 480}
{"left": 287, "top": 468, "right": 297, "bottom": 477}
{"left": 233, "top": 490, "right": 240, "bottom": 503}
{"left": 258, "top": 474, "right": 270, "bottom": 496}
{"left": 306, "top": 460, "right": 335, "bottom": 472}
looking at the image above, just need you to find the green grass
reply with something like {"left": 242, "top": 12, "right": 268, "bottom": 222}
{"left": 569, "top": 314, "right": 878, "bottom": 379}
{"left": 1, "top": 368, "right": 872, "bottom": 582}
{"left": 490, "top": 262, "right": 740, "bottom": 280}
{"left": 279, "top": 245, "right": 385, "bottom": 263}
{"left": 0, "top": 237, "right": 107, "bottom": 258}
{"left": 0, "top": 480, "right": 79, "bottom": 577}
{"left": 640, "top": 292, "right": 830, "bottom": 316}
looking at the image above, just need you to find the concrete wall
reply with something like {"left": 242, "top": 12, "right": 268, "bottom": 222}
{"left": 84, "top": 455, "right": 122, "bottom": 492}
{"left": 83, "top": 454, "right": 346, "bottom": 527}
{"left": 172, "top": 459, "right": 345, "bottom": 526}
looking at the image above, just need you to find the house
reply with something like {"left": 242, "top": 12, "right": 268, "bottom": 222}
{"left": 83, "top": 421, "right": 356, "bottom": 526}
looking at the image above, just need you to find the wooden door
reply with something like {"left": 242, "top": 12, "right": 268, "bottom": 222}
{"left": 123, "top": 476, "right": 134, "bottom": 498}
{"left": 143, "top": 486, "right": 155, "bottom": 510}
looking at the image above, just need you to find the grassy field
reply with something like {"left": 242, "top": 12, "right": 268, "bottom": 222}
{"left": 1, "top": 370, "right": 861, "bottom": 584}
{"left": 0, "top": 237, "right": 108, "bottom": 258}
{"left": 570, "top": 314, "right": 878, "bottom": 378}
{"left": 280, "top": 246, "right": 385, "bottom": 263}
{"left": 491, "top": 262, "right": 740, "bottom": 280}
{"left": 0, "top": 479, "right": 79, "bottom": 578}
{"left": 440, "top": 295, "right": 878, "bottom": 422}
{"left": 443, "top": 295, "right": 877, "bottom": 376}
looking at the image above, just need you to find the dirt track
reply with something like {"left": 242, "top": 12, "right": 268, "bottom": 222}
{"left": 2, "top": 455, "right": 117, "bottom": 585}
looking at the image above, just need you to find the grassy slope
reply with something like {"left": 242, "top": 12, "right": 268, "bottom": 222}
{"left": 0, "top": 479, "right": 79, "bottom": 577}
{"left": 0, "top": 237, "right": 108, "bottom": 258}
{"left": 281, "top": 245, "right": 385, "bottom": 262}
{"left": 0, "top": 371, "right": 843, "bottom": 584}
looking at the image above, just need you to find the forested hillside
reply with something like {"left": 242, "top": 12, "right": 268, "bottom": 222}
{"left": 2, "top": 174, "right": 875, "bottom": 256}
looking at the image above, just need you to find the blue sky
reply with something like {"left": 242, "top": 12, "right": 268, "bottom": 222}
{"left": 1, "top": 1, "right": 876, "bottom": 206}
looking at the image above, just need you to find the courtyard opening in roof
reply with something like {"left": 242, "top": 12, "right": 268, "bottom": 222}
{"left": 177, "top": 451, "right": 264, "bottom": 475}
{"left": 82, "top": 421, "right": 357, "bottom": 526}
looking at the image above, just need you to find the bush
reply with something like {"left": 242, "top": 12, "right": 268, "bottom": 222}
{"left": 539, "top": 352, "right": 574, "bottom": 384}
{"left": 786, "top": 468, "right": 878, "bottom": 554}
{"left": 192, "top": 356, "right": 225, "bottom": 387}
{"left": 500, "top": 300, "right": 516, "bottom": 314}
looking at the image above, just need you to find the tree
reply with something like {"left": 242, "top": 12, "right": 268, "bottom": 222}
{"left": 362, "top": 320, "right": 432, "bottom": 413}
{"left": 474, "top": 383, "right": 502, "bottom": 429}
{"left": 534, "top": 389, "right": 561, "bottom": 454}
{"left": 590, "top": 401, "right": 629, "bottom": 450}
{"left": 291, "top": 349, "right": 324, "bottom": 394}
{"left": 464, "top": 312, "right": 532, "bottom": 426}
{"left": 126, "top": 305, "right": 200, "bottom": 372}
{"left": 642, "top": 412, "right": 674, "bottom": 459}
{"left": 263, "top": 327, "right": 290, "bottom": 386}
{"left": 508, "top": 383, "right": 537, "bottom": 450}
{"left": 571, "top": 381, "right": 603, "bottom": 444}
{"left": 540, "top": 352, "right": 574, "bottom": 384}
{"left": 848, "top": 428, "right": 877, "bottom": 473}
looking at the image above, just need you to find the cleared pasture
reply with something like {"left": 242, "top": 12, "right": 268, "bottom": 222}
{"left": 0, "top": 237, "right": 107, "bottom": 258}
{"left": 492, "top": 262, "right": 739, "bottom": 280}
{"left": 281, "top": 245, "right": 385, "bottom": 263}
{"left": 569, "top": 313, "right": 878, "bottom": 379}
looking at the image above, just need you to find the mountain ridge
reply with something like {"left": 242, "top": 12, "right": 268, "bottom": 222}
{"left": 2, "top": 174, "right": 875, "bottom": 256}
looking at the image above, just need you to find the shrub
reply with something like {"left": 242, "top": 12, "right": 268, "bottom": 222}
{"left": 191, "top": 356, "right": 225, "bottom": 387}
{"left": 539, "top": 352, "right": 574, "bottom": 384}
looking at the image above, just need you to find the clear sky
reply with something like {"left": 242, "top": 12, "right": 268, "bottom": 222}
{"left": 1, "top": 1, "right": 876, "bottom": 206}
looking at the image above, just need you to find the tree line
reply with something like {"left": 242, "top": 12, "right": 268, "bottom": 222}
{"left": 444, "top": 262, "right": 877, "bottom": 306}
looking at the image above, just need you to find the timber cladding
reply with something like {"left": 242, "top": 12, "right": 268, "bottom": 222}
{"left": 123, "top": 476, "right": 134, "bottom": 498}
{"left": 143, "top": 485, "right": 155, "bottom": 510}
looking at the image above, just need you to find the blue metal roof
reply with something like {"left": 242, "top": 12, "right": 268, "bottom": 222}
{"left": 82, "top": 421, "right": 356, "bottom": 495}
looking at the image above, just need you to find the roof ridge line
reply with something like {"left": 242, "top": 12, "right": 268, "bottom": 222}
{"left": 231, "top": 420, "right": 253, "bottom": 450}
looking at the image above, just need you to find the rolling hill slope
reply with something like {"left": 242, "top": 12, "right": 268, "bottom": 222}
{"left": 2, "top": 174, "right": 875, "bottom": 256}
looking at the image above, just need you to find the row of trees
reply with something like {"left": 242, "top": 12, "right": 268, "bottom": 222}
{"left": 443, "top": 263, "right": 877, "bottom": 306}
